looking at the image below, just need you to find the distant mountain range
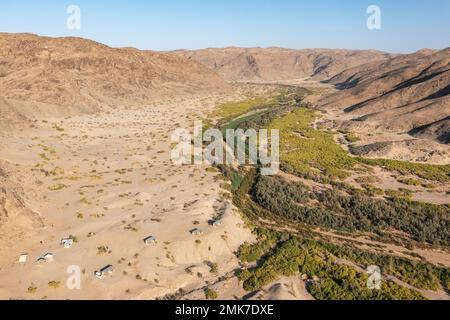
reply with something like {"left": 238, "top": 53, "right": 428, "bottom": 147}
{"left": 170, "top": 47, "right": 394, "bottom": 81}
{"left": 174, "top": 46, "right": 449, "bottom": 146}
{"left": 0, "top": 34, "right": 448, "bottom": 147}
{"left": 320, "top": 48, "right": 450, "bottom": 144}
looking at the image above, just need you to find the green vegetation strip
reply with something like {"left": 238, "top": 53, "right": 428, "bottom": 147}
{"left": 268, "top": 107, "right": 449, "bottom": 182}
{"left": 210, "top": 98, "right": 269, "bottom": 123}
{"left": 253, "top": 175, "right": 450, "bottom": 246}
{"left": 238, "top": 237, "right": 425, "bottom": 300}
{"left": 213, "top": 88, "right": 450, "bottom": 300}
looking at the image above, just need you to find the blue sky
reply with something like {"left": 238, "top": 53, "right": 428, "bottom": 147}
{"left": 1, "top": 0, "right": 449, "bottom": 53}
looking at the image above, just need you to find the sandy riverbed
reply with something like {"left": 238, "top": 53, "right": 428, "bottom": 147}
{"left": 0, "top": 93, "right": 256, "bottom": 300}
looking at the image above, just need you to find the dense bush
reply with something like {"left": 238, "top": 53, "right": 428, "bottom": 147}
{"left": 320, "top": 242, "right": 450, "bottom": 291}
{"left": 308, "top": 264, "right": 425, "bottom": 300}
{"left": 239, "top": 238, "right": 425, "bottom": 300}
{"left": 268, "top": 108, "right": 357, "bottom": 179}
{"left": 360, "top": 158, "right": 450, "bottom": 183}
{"left": 252, "top": 175, "right": 450, "bottom": 246}
{"left": 237, "top": 229, "right": 286, "bottom": 263}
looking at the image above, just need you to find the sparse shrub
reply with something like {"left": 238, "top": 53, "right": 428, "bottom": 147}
{"left": 204, "top": 288, "right": 218, "bottom": 300}
{"left": 48, "top": 281, "right": 61, "bottom": 289}
{"left": 48, "top": 184, "right": 67, "bottom": 191}
{"left": 27, "top": 285, "right": 38, "bottom": 294}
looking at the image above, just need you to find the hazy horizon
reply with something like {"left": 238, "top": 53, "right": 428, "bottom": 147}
{"left": 1, "top": 0, "right": 449, "bottom": 54}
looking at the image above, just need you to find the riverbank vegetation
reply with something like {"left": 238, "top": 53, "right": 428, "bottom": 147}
{"left": 211, "top": 85, "right": 450, "bottom": 300}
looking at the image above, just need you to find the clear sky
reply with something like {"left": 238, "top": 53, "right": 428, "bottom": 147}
{"left": 1, "top": 0, "right": 449, "bottom": 53}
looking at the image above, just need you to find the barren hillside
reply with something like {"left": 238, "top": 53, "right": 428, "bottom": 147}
{"left": 0, "top": 33, "right": 232, "bottom": 267}
{"left": 0, "top": 33, "right": 229, "bottom": 126}
{"left": 320, "top": 48, "right": 450, "bottom": 144}
{"left": 0, "top": 160, "right": 44, "bottom": 262}
{"left": 171, "top": 47, "right": 394, "bottom": 82}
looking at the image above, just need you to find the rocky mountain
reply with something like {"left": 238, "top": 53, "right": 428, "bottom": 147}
{"left": 0, "top": 160, "right": 44, "bottom": 260}
{"left": 0, "top": 33, "right": 229, "bottom": 126}
{"left": 171, "top": 47, "right": 394, "bottom": 82}
{"left": 320, "top": 48, "right": 450, "bottom": 144}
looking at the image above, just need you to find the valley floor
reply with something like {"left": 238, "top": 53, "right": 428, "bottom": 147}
{"left": 0, "top": 82, "right": 448, "bottom": 300}
{"left": 0, "top": 92, "right": 256, "bottom": 300}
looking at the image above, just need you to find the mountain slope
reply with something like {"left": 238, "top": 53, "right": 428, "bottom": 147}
{"left": 320, "top": 48, "right": 450, "bottom": 143}
{"left": 0, "top": 33, "right": 229, "bottom": 125}
{"left": 0, "top": 160, "right": 44, "bottom": 261}
{"left": 171, "top": 47, "right": 394, "bottom": 82}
